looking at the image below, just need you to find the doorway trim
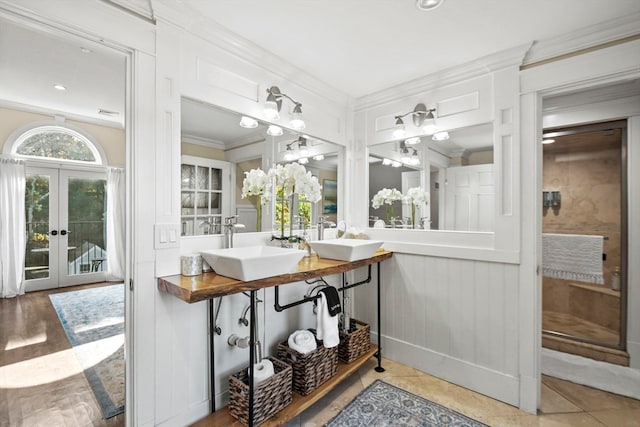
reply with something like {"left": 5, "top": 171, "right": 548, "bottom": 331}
{"left": 521, "top": 39, "right": 640, "bottom": 406}
{"left": 0, "top": 6, "right": 137, "bottom": 424}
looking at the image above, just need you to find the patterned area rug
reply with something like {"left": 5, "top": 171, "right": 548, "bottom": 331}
{"left": 49, "top": 284, "right": 125, "bottom": 419}
{"left": 325, "top": 380, "right": 489, "bottom": 427}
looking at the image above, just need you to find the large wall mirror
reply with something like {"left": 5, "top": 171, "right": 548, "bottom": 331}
{"left": 368, "top": 122, "right": 494, "bottom": 231}
{"left": 180, "top": 97, "right": 341, "bottom": 236}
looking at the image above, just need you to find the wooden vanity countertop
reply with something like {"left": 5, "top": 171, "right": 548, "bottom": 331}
{"left": 157, "top": 250, "right": 392, "bottom": 304}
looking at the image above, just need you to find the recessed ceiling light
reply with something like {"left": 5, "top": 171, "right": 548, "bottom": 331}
{"left": 239, "top": 116, "right": 258, "bottom": 129}
{"left": 80, "top": 47, "right": 92, "bottom": 54}
{"left": 53, "top": 84, "right": 67, "bottom": 91}
{"left": 416, "top": 0, "right": 446, "bottom": 11}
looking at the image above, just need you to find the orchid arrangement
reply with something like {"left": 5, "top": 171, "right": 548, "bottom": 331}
{"left": 371, "top": 188, "right": 402, "bottom": 209}
{"left": 404, "top": 187, "right": 428, "bottom": 206}
{"left": 404, "top": 187, "right": 429, "bottom": 229}
{"left": 268, "top": 162, "right": 321, "bottom": 203}
{"left": 241, "top": 168, "right": 271, "bottom": 231}
{"left": 371, "top": 188, "right": 403, "bottom": 223}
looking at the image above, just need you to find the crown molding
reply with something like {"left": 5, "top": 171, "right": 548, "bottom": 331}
{"left": 181, "top": 134, "right": 225, "bottom": 150}
{"left": 523, "top": 12, "right": 640, "bottom": 67}
{"left": 0, "top": 99, "right": 124, "bottom": 129}
{"left": 152, "top": 0, "right": 350, "bottom": 109}
{"left": 355, "top": 43, "right": 531, "bottom": 112}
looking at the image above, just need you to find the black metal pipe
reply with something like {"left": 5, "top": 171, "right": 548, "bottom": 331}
{"left": 273, "top": 265, "right": 373, "bottom": 312}
{"left": 208, "top": 299, "right": 216, "bottom": 412}
{"left": 375, "top": 261, "right": 385, "bottom": 372}
{"left": 249, "top": 290, "right": 256, "bottom": 426}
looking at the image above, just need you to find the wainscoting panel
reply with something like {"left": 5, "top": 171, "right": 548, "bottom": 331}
{"left": 355, "top": 253, "right": 520, "bottom": 406}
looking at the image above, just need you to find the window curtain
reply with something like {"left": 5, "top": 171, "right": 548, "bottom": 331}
{"left": 106, "top": 167, "right": 125, "bottom": 281}
{"left": 0, "top": 157, "right": 26, "bottom": 298}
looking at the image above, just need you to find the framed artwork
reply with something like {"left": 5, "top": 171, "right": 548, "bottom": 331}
{"left": 322, "top": 179, "right": 337, "bottom": 214}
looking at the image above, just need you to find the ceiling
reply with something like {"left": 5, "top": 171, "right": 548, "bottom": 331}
{"left": 0, "top": 18, "right": 126, "bottom": 128}
{"left": 169, "top": 0, "right": 640, "bottom": 99}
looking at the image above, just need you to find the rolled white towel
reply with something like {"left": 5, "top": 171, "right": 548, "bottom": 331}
{"left": 287, "top": 330, "right": 317, "bottom": 354}
{"left": 248, "top": 358, "right": 274, "bottom": 385}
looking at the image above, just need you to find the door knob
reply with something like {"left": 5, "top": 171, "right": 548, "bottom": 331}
{"left": 51, "top": 230, "right": 58, "bottom": 236}
{"left": 60, "top": 230, "right": 67, "bottom": 236}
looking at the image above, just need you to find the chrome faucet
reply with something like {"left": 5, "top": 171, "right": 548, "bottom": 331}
{"left": 223, "top": 216, "right": 244, "bottom": 248}
{"left": 317, "top": 216, "right": 336, "bottom": 240}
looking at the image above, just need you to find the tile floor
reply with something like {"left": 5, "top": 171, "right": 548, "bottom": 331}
{"left": 283, "top": 358, "right": 640, "bottom": 427}
{"left": 3, "top": 286, "right": 640, "bottom": 426}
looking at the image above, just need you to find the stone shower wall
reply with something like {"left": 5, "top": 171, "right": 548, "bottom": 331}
{"left": 542, "top": 131, "right": 622, "bottom": 340}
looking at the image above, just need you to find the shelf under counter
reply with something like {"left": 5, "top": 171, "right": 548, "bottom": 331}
{"left": 191, "top": 345, "right": 379, "bottom": 427}
{"left": 157, "top": 250, "right": 392, "bottom": 303}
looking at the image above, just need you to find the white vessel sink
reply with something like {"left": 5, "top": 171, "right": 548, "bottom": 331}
{"left": 200, "top": 246, "right": 306, "bottom": 281}
{"left": 310, "top": 239, "right": 383, "bottom": 262}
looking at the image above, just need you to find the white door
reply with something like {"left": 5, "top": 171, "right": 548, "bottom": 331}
{"left": 25, "top": 166, "right": 107, "bottom": 291}
{"left": 444, "top": 164, "right": 494, "bottom": 231}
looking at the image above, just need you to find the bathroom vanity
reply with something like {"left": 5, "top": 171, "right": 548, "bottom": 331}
{"left": 158, "top": 249, "right": 392, "bottom": 426}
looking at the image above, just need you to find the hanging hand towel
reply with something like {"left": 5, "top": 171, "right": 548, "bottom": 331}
{"left": 542, "top": 233, "right": 604, "bottom": 284}
{"left": 316, "top": 288, "right": 340, "bottom": 348}
{"left": 287, "top": 330, "right": 317, "bottom": 354}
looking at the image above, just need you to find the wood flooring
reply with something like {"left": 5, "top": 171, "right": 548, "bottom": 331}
{"left": 0, "top": 283, "right": 124, "bottom": 427}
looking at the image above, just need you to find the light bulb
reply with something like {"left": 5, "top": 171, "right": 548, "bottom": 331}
{"left": 290, "top": 104, "right": 305, "bottom": 130}
{"left": 264, "top": 93, "right": 280, "bottom": 120}
{"left": 432, "top": 131, "right": 450, "bottom": 141}
{"left": 392, "top": 117, "right": 406, "bottom": 139}
{"left": 239, "top": 116, "right": 258, "bottom": 129}
{"left": 267, "top": 125, "right": 283, "bottom": 136}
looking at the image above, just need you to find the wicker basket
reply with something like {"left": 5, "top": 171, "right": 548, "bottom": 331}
{"left": 338, "top": 318, "right": 371, "bottom": 363}
{"left": 228, "top": 357, "right": 292, "bottom": 426}
{"left": 277, "top": 336, "right": 338, "bottom": 395}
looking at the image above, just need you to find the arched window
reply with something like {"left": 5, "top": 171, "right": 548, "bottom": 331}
{"left": 7, "top": 123, "right": 105, "bottom": 165}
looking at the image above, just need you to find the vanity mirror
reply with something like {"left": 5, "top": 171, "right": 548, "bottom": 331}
{"left": 180, "top": 97, "right": 341, "bottom": 236}
{"left": 368, "top": 122, "right": 494, "bottom": 231}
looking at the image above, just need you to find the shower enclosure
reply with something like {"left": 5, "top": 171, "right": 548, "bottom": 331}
{"left": 541, "top": 120, "right": 628, "bottom": 365}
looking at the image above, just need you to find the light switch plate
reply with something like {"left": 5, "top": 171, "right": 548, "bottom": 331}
{"left": 154, "top": 223, "right": 180, "bottom": 249}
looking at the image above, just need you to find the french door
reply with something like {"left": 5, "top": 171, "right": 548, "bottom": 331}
{"left": 24, "top": 166, "right": 107, "bottom": 291}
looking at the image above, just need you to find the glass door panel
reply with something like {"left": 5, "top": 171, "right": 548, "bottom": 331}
{"left": 24, "top": 167, "right": 106, "bottom": 291}
{"left": 24, "top": 168, "right": 59, "bottom": 291}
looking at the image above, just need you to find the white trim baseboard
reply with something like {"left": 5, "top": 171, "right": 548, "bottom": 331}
{"left": 372, "top": 333, "right": 521, "bottom": 408}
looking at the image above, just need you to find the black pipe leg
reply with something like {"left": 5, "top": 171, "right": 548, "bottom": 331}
{"left": 208, "top": 299, "right": 216, "bottom": 412}
{"left": 375, "top": 261, "right": 385, "bottom": 373}
{"left": 249, "top": 290, "right": 256, "bottom": 426}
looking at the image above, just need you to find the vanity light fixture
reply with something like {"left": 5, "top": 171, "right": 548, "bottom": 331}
{"left": 267, "top": 125, "right": 283, "bottom": 136}
{"left": 312, "top": 154, "right": 325, "bottom": 161}
{"left": 239, "top": 116, "right": 258, "bottom": 129}
{"left": 284, "top": 143, "right": 295, "bottom": 161}
{"left": 432, "top": 131, "right": 450, "bottom": 141}
{"left": 416, "top": 0, "right": 446, "bottom": 11}
{"left": 399, "top": 141, "right": 412, "bottom": 163}
{"left": 406, "top": 148, "right": 420, "bottom": 166}
{"left": 393, "top": 103, "right": 437, "bottom": 139}
{"left": 265, "top": 85, "right": 306, "bottom": 130}
{"left": 298, "top": 137, "right": 309, "bottom": 156}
